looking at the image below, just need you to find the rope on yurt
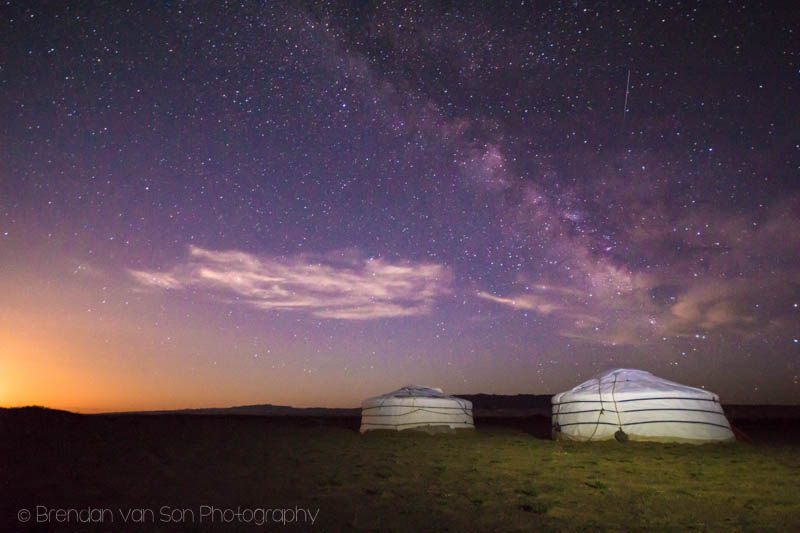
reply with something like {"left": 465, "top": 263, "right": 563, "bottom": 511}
{"left": 585, "top": 376, "right": 605, "bottom": 442}
{"left": 611, "top": 373, "right": 628, "bottom": 442}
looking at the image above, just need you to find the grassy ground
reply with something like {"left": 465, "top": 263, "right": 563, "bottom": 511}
{"left": 2, "top": 408, "right": 799, "bottom": 531}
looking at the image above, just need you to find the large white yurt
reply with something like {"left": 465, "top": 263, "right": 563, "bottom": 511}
{"left": 360, "top": 385, "right": 474, "bottom": 433}
{"left": 551, "top": 369, "right": 735, "bottom": 443}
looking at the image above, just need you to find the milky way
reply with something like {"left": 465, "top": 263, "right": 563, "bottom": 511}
{"left": 1, "top": 1, "right": 798, "bottom": 410}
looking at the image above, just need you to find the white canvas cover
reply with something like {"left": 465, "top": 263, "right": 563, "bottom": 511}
{"left": 360, "top": 385, "right": 474, "bottom": 433}
{"left": 551, "top": 369, "right": 734, "bottom": 443}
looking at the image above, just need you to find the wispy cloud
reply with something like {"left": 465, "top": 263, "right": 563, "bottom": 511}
{"left": 476, "top": 291, "right": 561, "bottom": 314}
{"left": 129, "top": 270, "right": 183, "bottom": 290}
{"left": 480, "top": 272, "right": 799, "bottom": 347}
{"left": 129, "top": 246, "right": 451, "bottom": 319}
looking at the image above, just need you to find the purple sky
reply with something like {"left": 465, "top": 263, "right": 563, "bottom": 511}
{"left": 1, "top": 1, "right": 798, "bottom": 411}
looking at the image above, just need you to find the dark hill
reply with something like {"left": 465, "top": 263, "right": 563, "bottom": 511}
{"left": 106, "top": 404, "right": 361, "bottom": 417}
{"left": 455, "top": 393, "right": 552, "bottom": 410}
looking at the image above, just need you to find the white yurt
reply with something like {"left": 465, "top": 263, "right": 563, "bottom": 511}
{"left": 360, "top": 385, "right": 474, "bottom": 433}
{"left": 551, "top": 369, "right": 735, "bottom": 443}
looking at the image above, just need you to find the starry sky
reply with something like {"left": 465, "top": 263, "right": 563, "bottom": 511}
{"left": 1, "top": 1, "right": 798, "bottom": 412}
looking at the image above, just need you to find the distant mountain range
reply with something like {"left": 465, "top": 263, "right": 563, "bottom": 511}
{"left": 99, "top": 393, "right": 552, "bottom": 417}
{"left": 115, "top": 404, "right": 363, "bottom": 417}
{"left": 10, "top": 394, "right": 799, "bottom": 419}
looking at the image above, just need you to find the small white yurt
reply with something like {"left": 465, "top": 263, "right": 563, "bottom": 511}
{"left": 360, "top": 385, "right": 474, "bottom": 433}
{"left": 552, "top": 369, "right": 734, "bottom": 443}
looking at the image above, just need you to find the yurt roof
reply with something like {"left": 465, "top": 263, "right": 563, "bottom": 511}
{"left": 361, "top": 385, "right": 472, "bottom": 409}
{"left": 376, "top": 385, "right": 446, "bottom": 398}
{"left": 557, "top": 368, "right": 718, "bottom": 400}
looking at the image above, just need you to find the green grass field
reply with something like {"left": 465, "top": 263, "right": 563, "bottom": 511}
{"left": 2, "top": 408, "right": 799, "bottom": 531}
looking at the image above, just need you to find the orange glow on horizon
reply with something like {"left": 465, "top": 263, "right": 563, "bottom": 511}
{"left": 0, "top": 305, "right": 364, "bottom": 413}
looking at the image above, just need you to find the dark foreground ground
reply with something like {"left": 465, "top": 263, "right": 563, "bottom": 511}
{"left": 2, "top": 408, "right": 800, "bottom": 532}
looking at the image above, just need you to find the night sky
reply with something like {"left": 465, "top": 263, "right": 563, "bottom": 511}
{"left": 2, "top": 1, "right": 798, "bottom": 412}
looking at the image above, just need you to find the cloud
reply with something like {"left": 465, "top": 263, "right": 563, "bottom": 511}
{"left": 476, "top": 291, "right": 561, "bottom": 314}
{"left": 663, "top": 281, "right": 768, "bottom": 338}
{"left": 129, "top": 246, "right": 451, "bottom": 320}
{"left": 475, "top": 274, "right": 775, "bottom": 347}
{"left": 129, "top": 270, "right": 183, "bottom": 290}
{"left": 477, "top": 285, "right": 646, "bottom": 345}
